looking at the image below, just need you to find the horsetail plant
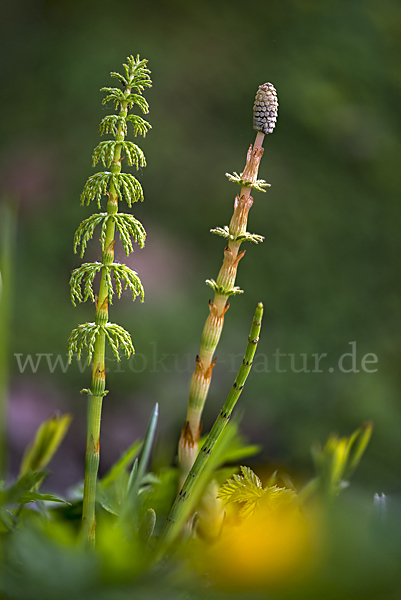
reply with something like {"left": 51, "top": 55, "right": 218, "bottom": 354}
{"left": 178, "top": 83, "right": 278, "bottom": 477}
{"left": 67, "top": 55, "right": 151, "bottom": 547}
{"left": 160, "top": 303, "right": 263, "bottom": 551}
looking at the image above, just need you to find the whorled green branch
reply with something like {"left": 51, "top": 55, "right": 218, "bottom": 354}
{"left": 67, "top": 322, "right": 135, "bottom": 364}
{"left": 101, "top": 87, "right": 149, "bottom": 113}
{"left": 99, "top": 114, "right": 151, "bottom": 138}
{"left": 205, "top": 279, "right": 243, "bottom": 297}
{"left": 210, "top": 226, "right": 264, "bottom": 245}
{"left": 109, "top": 55, "right": 151, "bottom": 93}
{"left": 225, "top": 171, "right": 270, "bottom": 192}
{"left": 70, "top": 262, "right": 144, "bottom": 305}
{"left": 73, "top": 213, "right": 146, "bottom": 257}
{"left": 92, "top": 141, "right": 146, "bottom": 169}
{"left": 80, "top": 172, "right": 144, "bottom": 208}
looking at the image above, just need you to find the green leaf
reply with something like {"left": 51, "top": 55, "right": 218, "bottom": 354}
{"left": 218, "top": 466, "right": 297, "bottom": 519}
{"left": 101, "top": 439, "right": 143, "bottom": 488}
{"left": 312, "top": 422, "right": 373, "bottom": 498}
{"left": 218, "top": 466, "right": 264, "bottom": 506}
{"left": 344, "top": 421, "right": 373, "bottom": 480}
{"left": 96, "top": 483, "right": 121, "bottom": 516}
{"left": 0, "top": 507, "right": 16, "bottom": 531}
{"left": 138, "top": 508, "right": 156, "bottom": 546}
{"left": 19, "top": 414, "right": 72, "bottom": 477}
{"left": 19, "top": 491, "right": 71, "bottom": 505}
{"left": 119, "top": 404, "right": 159, "bottom": 525}
{"left": 0, "top": 471, "right": 48, "bottom": 506}
{"left": 134, "top": 404, "right": 159, "bottom": 491}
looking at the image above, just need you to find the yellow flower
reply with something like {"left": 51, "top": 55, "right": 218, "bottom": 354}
{"left": 191, "top": 468, "right": 319, "bottom": 591}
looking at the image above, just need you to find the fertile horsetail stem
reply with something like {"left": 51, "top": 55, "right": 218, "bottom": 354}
{"left": 178, "top": 84, "right": 278, "bottom": 478}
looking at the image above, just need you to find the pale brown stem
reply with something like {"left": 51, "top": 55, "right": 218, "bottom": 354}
{"left": 178, "top": 131, "right": 266, "bottom": 477}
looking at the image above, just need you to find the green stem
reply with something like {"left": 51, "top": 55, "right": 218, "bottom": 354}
{"left": 161, "top": 302, "right": 263, "bottom": 550}
{"left": 179, "top": 133, "right": 265, "bottom": 476}
{"left": 81, "top": 99, "right": 128, "bottom": 547}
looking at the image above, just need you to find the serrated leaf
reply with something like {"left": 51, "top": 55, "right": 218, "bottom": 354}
{"left": 218, "top": 466, "right": 297, "bottom": 520}
{"left": 240, "top": 465, "right": 263, "bottom": 489}
{"left": 218, "top": 469, "right": 264, "bottom": 505}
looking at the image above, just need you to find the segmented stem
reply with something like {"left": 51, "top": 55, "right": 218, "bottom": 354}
{"left": 178, "top": 130, "right": 266, "bottom": 477}
{"left": 81, "top": 109, "right": 124, "bottom": 546}
{"left": 161, "top": 303, "right": 263, "bottom": 548}
{"left": 79, "top": 57, "right": 150, "bottom": 545}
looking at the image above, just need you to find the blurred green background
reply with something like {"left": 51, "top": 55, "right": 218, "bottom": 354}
{"left": 1, "top": 0, "right": 400, "bottom": 494}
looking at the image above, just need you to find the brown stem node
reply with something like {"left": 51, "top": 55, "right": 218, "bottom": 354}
{"left": 233, "top": 249, "right": 246, "bottom": 268}
{"left": 180, "top": 420, "right": 194, "bottom": 447}
{"left": 241, "top": 144, "right": 264, "bottom": 183}
{"left": 204, "top": 357, "right": 217, "bottom": 380}
{"left": 195, "top": 355, "right": 204, "bottom": 372}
